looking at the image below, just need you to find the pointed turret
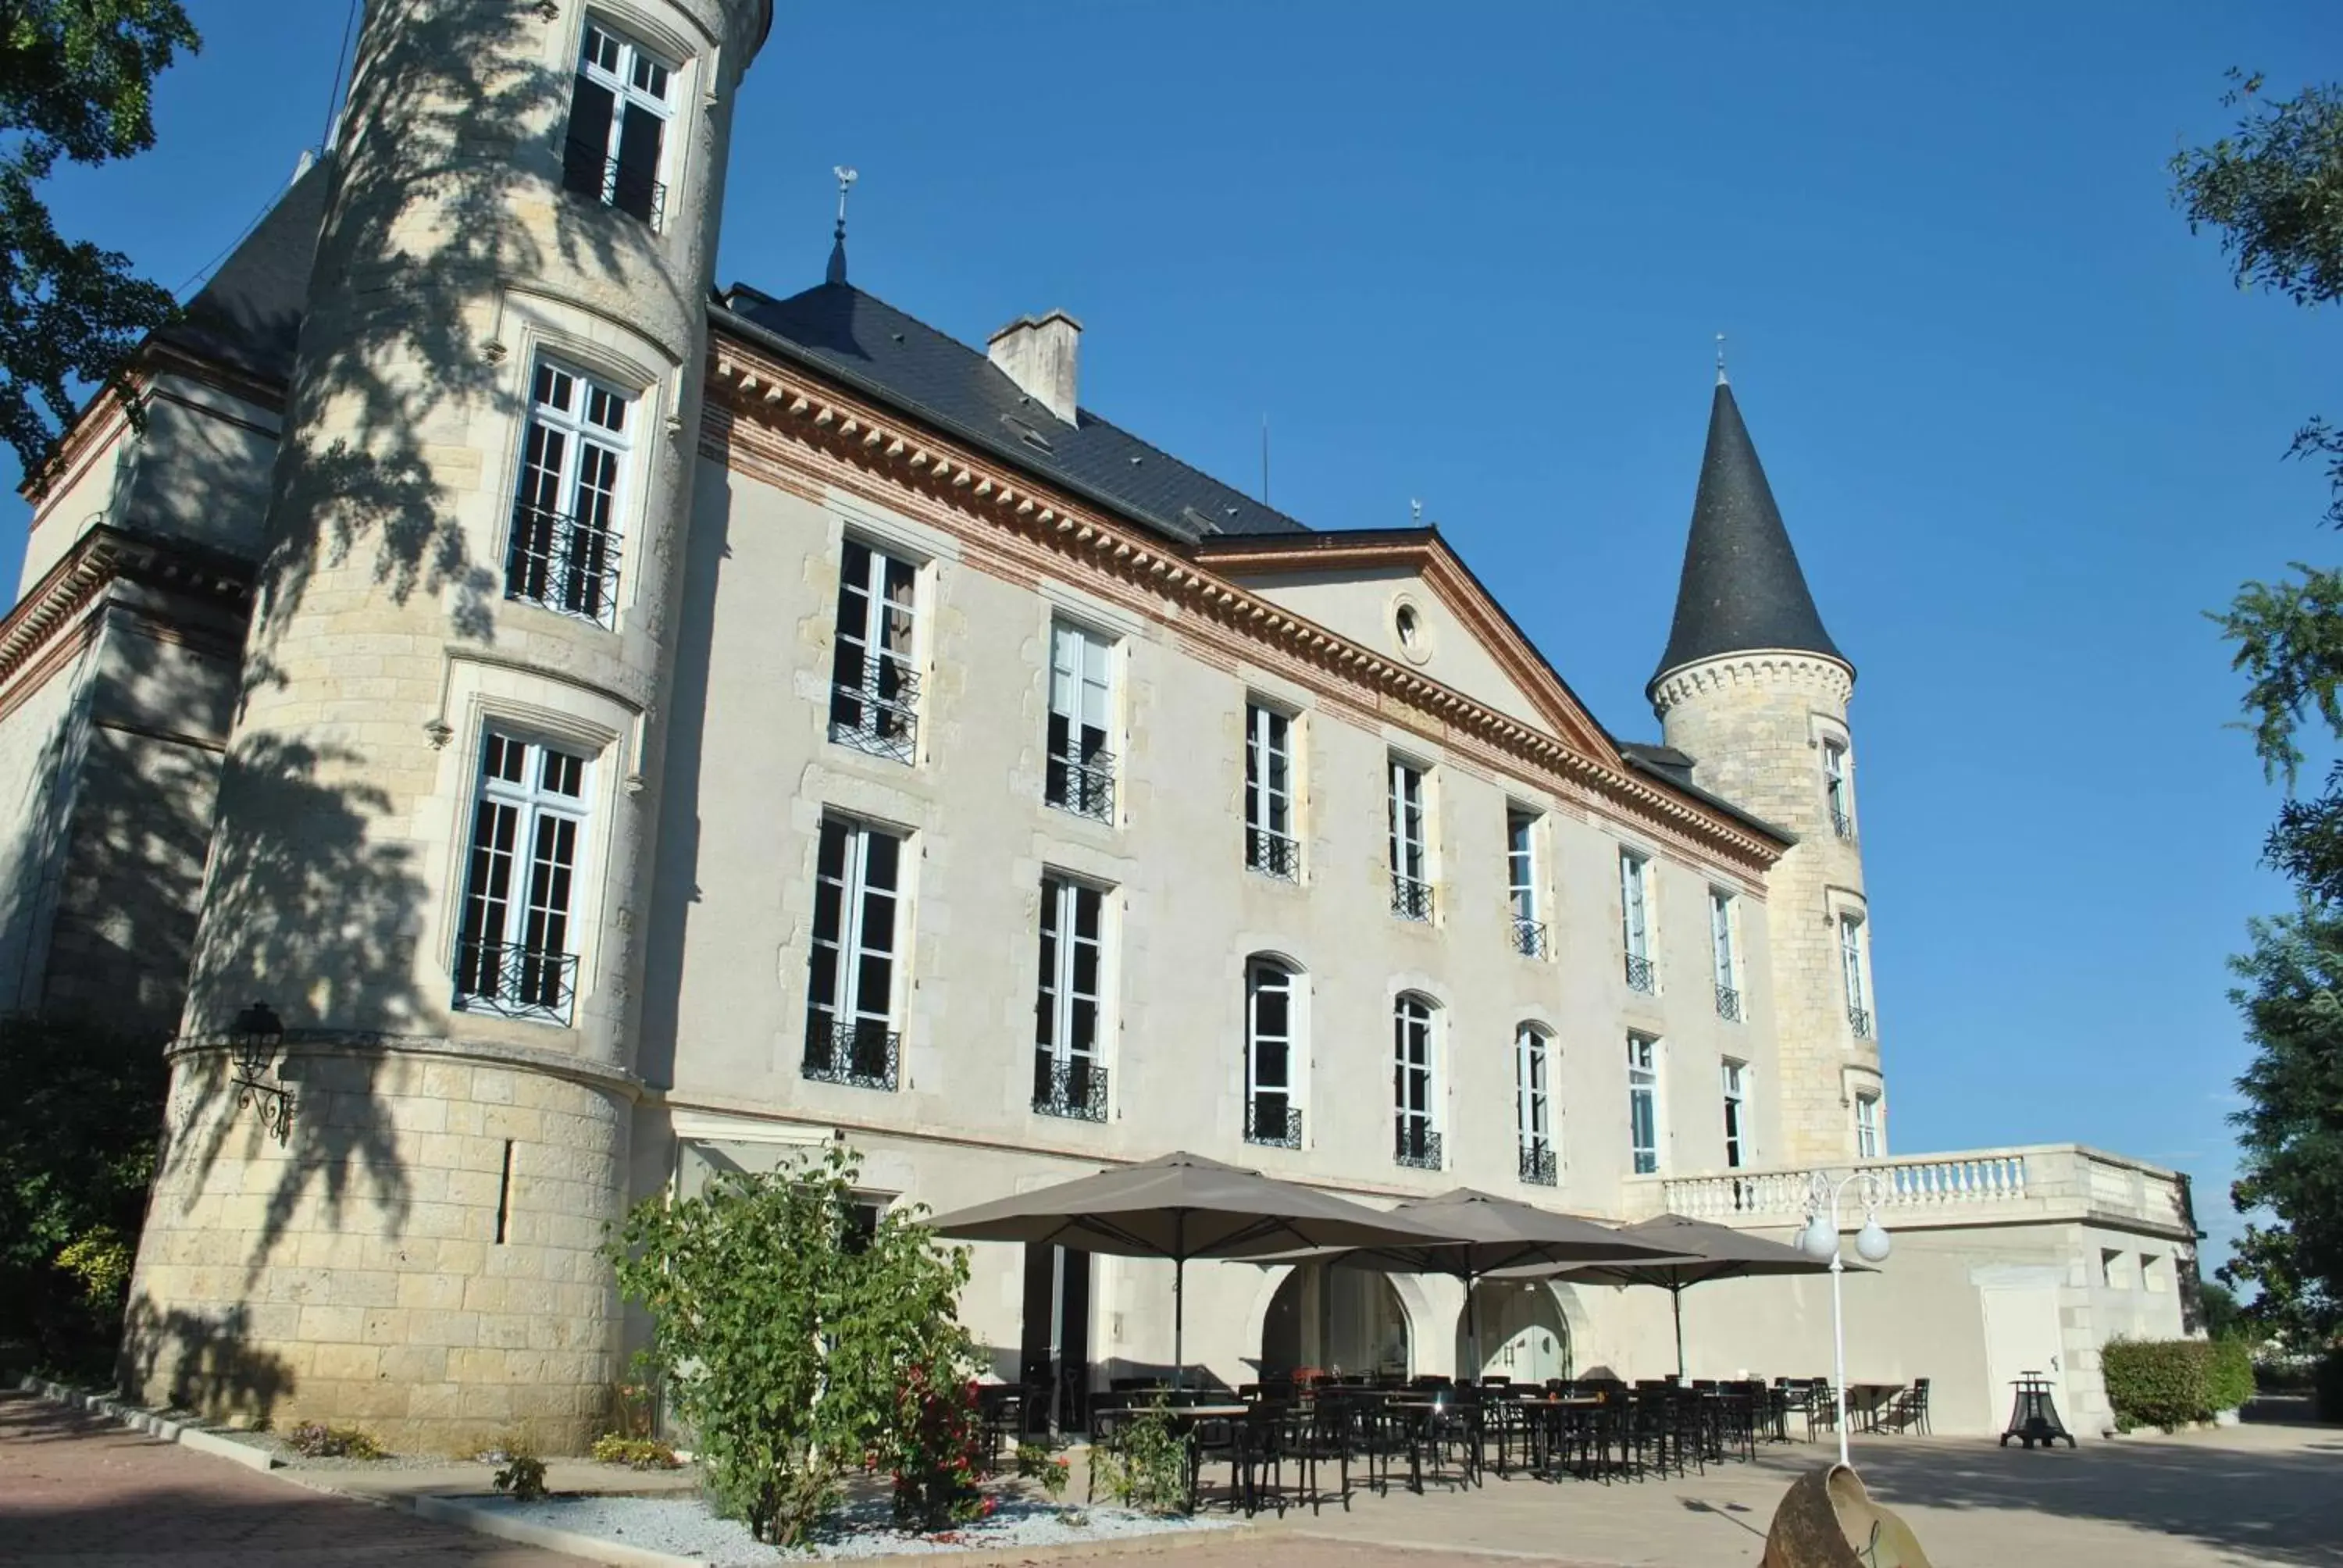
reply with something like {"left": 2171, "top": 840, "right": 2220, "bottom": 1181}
{"left": 1651, "top": 380, "right": 1846, "bottom": 690}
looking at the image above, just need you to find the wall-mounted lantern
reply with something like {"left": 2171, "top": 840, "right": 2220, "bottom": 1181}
{"left": 230, "top": 1000, "right": 294, "bottom": 1143}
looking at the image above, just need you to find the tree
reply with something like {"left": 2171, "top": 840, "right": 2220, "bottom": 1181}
{"left": 2176, "top": 72, "right": 2343, "bottom": 1339}
{"left": 607, "top": 1147, "right": 976, "bottom": 1545}
{"left": 0, "top": 0, "right": 200, "bottom": 477}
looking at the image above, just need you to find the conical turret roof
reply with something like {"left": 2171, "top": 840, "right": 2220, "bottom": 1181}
{"left": 1651, "top": 380, "right": 1846, "bottom": 688}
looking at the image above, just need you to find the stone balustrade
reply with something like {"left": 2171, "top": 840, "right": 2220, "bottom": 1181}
{"left": 1622, "top": 1144, "right": 2194, "bottom": 1238}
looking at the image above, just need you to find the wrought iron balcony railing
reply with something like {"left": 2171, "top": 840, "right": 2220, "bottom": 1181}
{"left": 454, "top": 939, "right": 578, "bottom": 1025}
{"left": 1716, "top": 983, "right": 1743, "bottom": 1022}
{"left": 1624, "top": 952, "right": 1656, "bottom": 994}
{"left": 505, "top": 503, "right": 622, "bottom": 628}
{"left": 1032, "top": 1053, "right": 1109, "bottom": 1122}
{"left": 1244, "top": 1097, "right": 1303, "bottom": 1149}
{"left": 1394, "top": 1123, "right": 1443, "bottom": 1171}
{"left": 1391, "top": 874, "right": 1434, "bottom": 922}
{"left": 1830, "top": 806, "right": 1854, "bottom": 839}
{"left": 802, "top": 1015, "right": 900, "bottom": 1092}
{"left": 1046, "top": 750, "right": 1115, "bottom": 823}
{"left": 1511, "top": 916, "right": 1549, "bottom": 959}
{"left": 1246, "top": 827, "right": 1300, "bottom": 881}
{"left": 562, "top": 137, "right": 666, "bottom": 229}
{"left": 829, "top": 665, "right": 920, "bottom": 764}
{"left": 1848, "top": 1006, "right": 1874, "bottom": 1040}
{"left": 1518, "top": 1140, "right": 1559, "bottom": 1187}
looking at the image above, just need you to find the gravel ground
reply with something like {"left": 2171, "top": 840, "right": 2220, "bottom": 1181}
{"left": 487, "top": 1493, "right": 1235, "bottom": 1564}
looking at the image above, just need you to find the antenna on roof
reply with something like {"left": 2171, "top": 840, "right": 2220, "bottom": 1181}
{"left": 1261, "top": 415, "right": 1270, "bottom": 504}
{"left": 827, "top": 166, "right": 858, "bottom": 286}
{"left": 1715, "top": 331, "right": 1728, "bottom": 386}
{"left": 1410, "top": 498, "right": 1422, "bottom": 524}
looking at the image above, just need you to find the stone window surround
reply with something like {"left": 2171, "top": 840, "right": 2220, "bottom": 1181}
{"left": 1243, "top": 951, "right": 1310, "bottom": 1146}
{"left": 1810, "top": 712, "right": 1856, "bottom": 835}
{"left": 1505, "top": 802, "right": 1549, "bottom": 960}
{"left": 1243, "top": 695, "right": 1305, "bottom": 882}
{"left": 548, "top": 2, "right": 707, "bottom": 237}
{"left": 1386, "top": 747, "right": 1438, "bottom": 921}
{"left": 1617, "top": 840, "right": 1660, "bottom": 993}
{"left": 1033, "top": 867, "right": 1118, "bottom": 1096}
{"left": 1514, "top": 1018, "right": 1558, "bottom": 1171}
{"left": 1038, "top": 597, "right": 1127, "bottom": 827}
{"left": 1824, "top": 885, "right": 1875, "bottom": 1041}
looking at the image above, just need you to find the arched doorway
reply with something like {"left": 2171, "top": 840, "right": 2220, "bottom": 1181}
{"left": 1261, "top": 1262, "right": 1410, "bottom": 1379}
{"left": 1457, "top": 1281, "right": 1571, "bottom": 1384}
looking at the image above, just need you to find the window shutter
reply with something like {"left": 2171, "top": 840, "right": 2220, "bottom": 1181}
{"left": 613, "top": 104, "right": 663, "bottom": 223}
{"left": 563, "top": 75, "right": 616, "bottom": 198}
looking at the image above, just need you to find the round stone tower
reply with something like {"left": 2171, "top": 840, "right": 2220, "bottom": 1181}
{"left": 1648, "top": 376, "right": 1885, "bottom": 1168}
{"left": 122, "top": 0, "right": 772, "bottom": 1452}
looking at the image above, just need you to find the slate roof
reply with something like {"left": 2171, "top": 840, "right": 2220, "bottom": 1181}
{"left": 713, "top": 280, "right": 1309, "bottom": 547}
{"left": 1651, "top": 380, "right": 1846, "bottom": 688}
{"left": 155, "top": 159, "right": 330, "bottom": 386}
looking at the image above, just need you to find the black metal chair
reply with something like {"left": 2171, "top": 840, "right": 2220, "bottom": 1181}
{"left": 1888, "top": 1377, "right": 1932, "bottom": 1434}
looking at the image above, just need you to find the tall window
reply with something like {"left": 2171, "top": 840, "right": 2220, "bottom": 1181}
{"left": 1032, "top": 877, "right": 1107, "bottom": 1121}
{"left": 1508, "top": 810, "right": 1546, "bottom": 957}
{"left": 1045, "top": 622, "right": 1114, "bottom": 821}
{"left": 1620, "top": 850, "right": 1655, "bottom": 993}
{"left": 804, "top": 818, "right": 903, "bottom": 1090}
{"left": 1244, "top": 704, "right": 1298, "bottom": 878}
{"left": 1721, "top": 1059, "right": 1747, "bottom": 1169}
{"left": 1244, "top": 958, "right": 1302, "bottom": 1147}
{"left": 1854, "top": 1092, "right": 1882, "bottom": 1159}
{"left": 507, "top": 362, "right": 629, "bottom": 627}
{"left": 1516, "top": 1024, "right": 1556, "bottom": 1186}
{"left": 455, "top": 731, "right": 590, "bottom": 1023}
{"left": 1823, "top": 739, "right": 1853, "bottom": 838}
{"left": 1389, "top": 758, "right": 1432, "bottom": 921}
{"left": 1710, "top": 889, "right": 1741, "bottom": 1021}
{"left": 1627, "top": 1033, "right": 1660, "bottom": 1175}
{"left": 828, "top": 539, "right": 919, "bottom": 762}
{"left": 1393, "top": 993, "right": 1440, "bottom": 1169}
{"left": 562, "top": 20, "right": 672, "bottom": 226}
{"left": 1840, "top": 914, "right": 1873, "bottom": 1038}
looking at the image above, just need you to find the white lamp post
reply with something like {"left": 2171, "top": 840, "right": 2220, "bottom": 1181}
{"left": 1799, "top": 1168, "right": 1891, "bottom": 1467}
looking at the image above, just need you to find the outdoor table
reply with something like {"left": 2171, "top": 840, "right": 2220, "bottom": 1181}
{"left": 1508, "top": 1394, "right": 1599, "bottom": 1477}
{"left": 1846, "top": 1384, "right": 1901, "bottom": 1434}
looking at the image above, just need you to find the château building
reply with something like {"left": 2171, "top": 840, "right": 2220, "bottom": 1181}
{"left": 0, "top": 0, "right": 2195, "bottom": 1449}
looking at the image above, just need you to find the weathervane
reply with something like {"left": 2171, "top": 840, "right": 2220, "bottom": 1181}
{"left": 833, "top": 165, "right": 858, "bottom": 240}
{"left": 1716, "top": 332, "right": 1728, "bottom": 385}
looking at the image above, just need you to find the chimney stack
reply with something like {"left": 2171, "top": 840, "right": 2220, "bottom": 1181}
{"left": 987, "top": 310, "right": 1082, "bottom": 425}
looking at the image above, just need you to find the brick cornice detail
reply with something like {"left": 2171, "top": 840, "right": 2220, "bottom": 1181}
{"left": 0, "top": 526, "right": 254, "bottom": 695}
{"left": 704, "top": 344, "right": 1787, "bottom": 875}
{"left": 1650, "top": 650, "right": 1856, "bottom": 718}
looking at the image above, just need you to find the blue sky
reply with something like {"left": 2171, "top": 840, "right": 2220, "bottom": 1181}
{"left": 8, "top": 3, "right": 2337, "bottom": 1264}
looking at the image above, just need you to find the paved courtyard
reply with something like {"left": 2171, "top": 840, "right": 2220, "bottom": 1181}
{"left": 4, "top": 1388, "right": 2338, "bottom": 1567}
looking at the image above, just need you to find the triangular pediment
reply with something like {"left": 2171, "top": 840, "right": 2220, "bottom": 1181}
{"left": 1190, "top": 529, "right": 1621, "bottom": 768}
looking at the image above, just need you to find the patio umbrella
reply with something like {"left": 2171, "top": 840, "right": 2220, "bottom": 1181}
{"left": 1517, "top": 1211, "right": 1870, "bottom": 1380}
{"left": 1278, "top": 1188, "right": 1700, "bottom": 1378}
{"left": 923, "top": 1149, "right": 1461, "bottom": 1386}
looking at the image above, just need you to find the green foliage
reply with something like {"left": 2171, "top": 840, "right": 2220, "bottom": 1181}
{"left": 0, "top": 0, "right": 200, "bottom": 473}
{"left": 284, "top": 1420, "right": 384, "bottom": 1460}
{"left": 890, "top": 1362, "right": 993, "bottom": 1531}
{"left": 2102, "top": 1338, "right": 2256, "bottom": 1432}
{"left": 492, "top": 1431, "right": 547, "bottom": 1501}
{"left": 0, "top": 1014, "right": 169, "bottom": 1371}
{"left": 1015, "top": 1441, "right": 1071, "bottom": 1501}
{"left": 1094, "top": 1403, "right": 1188, "bottom": 1515}
{"left": 2216, "top": 569, "right": 2343, "bottom": 785}
{"left": 2172, "top": 72, "right": 2343, "bottom": 310}
{"left": 2195, "top": 1278, "right": 2246, "bottom": 1340}
{"left": 590, "top": 1434, "right": 680, "bottom": 1470}
{"left": 2206, "top": 1337, "right": 2257, "bottom": 1413}
{"left": 607, "top": 1146, "right": 974, "bottom": 1546}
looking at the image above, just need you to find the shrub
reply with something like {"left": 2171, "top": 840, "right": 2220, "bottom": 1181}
{"left": 591, "top": 1434, "right": 681, "bottom": 1470}
{"left": 2103, "top": 1337, "right": 2259, "bottom": 1431}
{"left": 608, "top": 1145, "right": 975, "bottom": 1546}
{"left": 2206, "top": 1338, "right": 2256, "bottom": 1413}
{"left": 1094, "top": 1402, "right": 1187, "bottom": 1515}
{"left": 890, "top": 1363, "right": 993, "bottom": 1531}
{"left": 493, "top": 1431, "right": 547, "bottom": 1502}
{"left": 1015, "top": 1441, "right": 1071, "bottom": 1501}
{"left": 284, "top": 1421, "right": 384, "bottom": 1459}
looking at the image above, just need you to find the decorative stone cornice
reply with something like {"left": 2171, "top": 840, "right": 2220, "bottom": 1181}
{"left": 0, "top": 526, "right": 253, "bottom": 695}
{"left": 1649, "top": 649, "right": 1856, "bottom": 718}
{"left": 704, "top": 341, "right": 1791, "bottom": 875}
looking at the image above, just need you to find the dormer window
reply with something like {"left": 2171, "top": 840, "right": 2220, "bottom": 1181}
{"left": 563, "top": 21, "right": 673, "bottom": 229}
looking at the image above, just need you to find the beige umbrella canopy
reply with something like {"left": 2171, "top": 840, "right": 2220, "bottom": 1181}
{"left": 924, "top": 1149, "right": 1462, "bottom": 1384}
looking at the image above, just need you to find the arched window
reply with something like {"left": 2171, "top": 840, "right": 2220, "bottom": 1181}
{"left": 1244, "top": 957, "right": 1303, "bottom": 1148}
{"left": 1515, "top": 1024, "right": 1556, "bottom": 1186}
{"left": 1393, "top": 992, "right": 1440, "bottom": 1170}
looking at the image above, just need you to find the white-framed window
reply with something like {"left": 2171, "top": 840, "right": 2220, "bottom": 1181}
{"left": 1507, "top": 809, "right": 1546, "bottom": 958}
{"left": 1628, "top": 1032, "right": 1661, "bottom": 1175}
{"left": 1823, "top": 738, "right": 1854, "bottom": 838}
{"left": 828, "top": 538, "right": 919, "bottom": 763}
{"left": 1243, "top": 957, "right": 1302, "bottom": 1148}
{"left": 562, "top": 19, "right": 675, "bottom": 227}
{"left": 1621, "top": 850, "right": 1655, "bottom": 993}
{"left": 1710, "top": 888, "right": 1742, "bottom": 1021}
{"left": 1721, "top": 1059, "right": 1748, "bottom": 1170}
{"left": 1032, "top": 876, "right": 1107, "bottom": 1121}
{"left": 1516, "top": 1023, "right": 1556, "bottom": 1186}
{"left": 1045, "top": 621, "right": 1115, "bottom": 822}
{"left": 1840, "top": 914, "right": 1873, "bottom": 1039}
{"left": 804, "top": 816, "right": 904, "bottom": 1091}
{"left": 1853, "top": 1091, "right": 1882, "bottom": 1159}
{"left": 455, "top": 729, "right": 592, "bottom": 1024}
{"left": 1393, "top": 992, "right": 1440, "bottom": 1169}
{"left": 1389, "top": 757, "right": 1432, "bottom": 921}
{"left": 507, "top": 360, "right": 631, "bottom": 628}
{"left": 1244, "top": 703, "right": 1298, "bottom": 878}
